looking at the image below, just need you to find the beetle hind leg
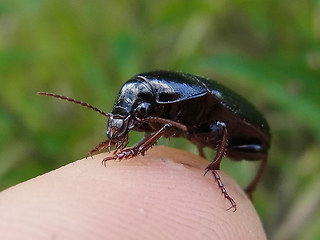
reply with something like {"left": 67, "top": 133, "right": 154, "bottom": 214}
{"left": 245, "top": 157, "right": 267, "bottom": 198}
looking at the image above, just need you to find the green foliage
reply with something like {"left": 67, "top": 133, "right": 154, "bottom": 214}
{"left": 1, "top": 0, "right": 319, "bottom": 239}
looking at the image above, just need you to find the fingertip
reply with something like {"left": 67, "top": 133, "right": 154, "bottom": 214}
{"left": 0, "top": 146, "right": 266, "bottom": 240}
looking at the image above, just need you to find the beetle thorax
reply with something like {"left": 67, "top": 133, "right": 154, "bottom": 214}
{"left": 106, "top": 79, "right": 155, "bottom": 140}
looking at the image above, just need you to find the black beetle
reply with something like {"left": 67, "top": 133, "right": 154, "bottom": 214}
{"left": 39, "top": 70, "right": 270, "bottom": 211}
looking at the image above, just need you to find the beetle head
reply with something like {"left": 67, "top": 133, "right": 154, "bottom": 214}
{"left": 38, "top": 75, "right": 155, "bottom": 142}
{"left": 106, "top": 77, "right": 154, "bottom": 140}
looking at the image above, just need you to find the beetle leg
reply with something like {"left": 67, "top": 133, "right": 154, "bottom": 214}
{"left": 245, "top": 157, "right": 267, "bottom": 199}
{"left": 197, "top": 146, "right": 206, "bottom": 158}
{"left": 204, "top": 122, "right": 228, "bottom": 174}
{"left": 86, "top": 139, "right": 113, "bottom": 159}
{"left": 140, "top": 116, "right": 188, "bottom": 132}
{"left": 113, "top": 135, "right": 129, "bottom": 154}
{"left": 211, "top": 170, "right": 237, "bottom": 211}
{"left": 86, "top": 135, "right": 129, "bottom": 158}
{"left": 202, "top": 122, "right": 236, "bottom": 211}
{"left": 101, "top": 124, "right": 172, "bottom": 165}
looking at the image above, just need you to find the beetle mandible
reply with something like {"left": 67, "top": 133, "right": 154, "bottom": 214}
{"left": 39, "top": 70, "right": 270, "bottom": 211}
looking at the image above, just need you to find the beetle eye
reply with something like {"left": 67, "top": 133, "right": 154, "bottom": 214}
{"left": 135, "top": 102, "right": 151, "bottom": 118}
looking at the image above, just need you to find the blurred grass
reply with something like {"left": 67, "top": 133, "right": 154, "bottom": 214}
{"left": 1, "top": 0, "right": 320, "bottom": 239}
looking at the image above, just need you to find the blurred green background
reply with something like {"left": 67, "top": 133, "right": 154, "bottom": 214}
{"left": 1, "top": 0, "right": 320, "bottom": 239}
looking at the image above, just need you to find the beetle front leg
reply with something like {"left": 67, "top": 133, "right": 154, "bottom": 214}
{"left": 86, "top": 139, "right": 113, "bottom": 158}
{"left": 86, "top": 135, "right": 129, "bottom": 158}
{"left": 101, "top": 124, "right": 172, "bottom": 165}
{"left": 203, "top": 122, "right": 237, "bottom": 211}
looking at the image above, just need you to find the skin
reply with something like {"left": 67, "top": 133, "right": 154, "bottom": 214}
{"left": 0, "top": 146, "right": 266, "bottom": 240}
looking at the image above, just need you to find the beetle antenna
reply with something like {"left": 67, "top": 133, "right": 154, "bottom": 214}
{"left": 38, "top": 92, "right": 111, "bottom": 117}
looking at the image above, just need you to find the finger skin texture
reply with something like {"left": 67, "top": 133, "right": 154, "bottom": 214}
{"left": 0, "top": 146, "right": 266, "bottom": 240}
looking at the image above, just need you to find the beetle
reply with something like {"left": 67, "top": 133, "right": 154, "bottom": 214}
{"left": 39, "top": 70, "right": 270, "bottom": 211}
